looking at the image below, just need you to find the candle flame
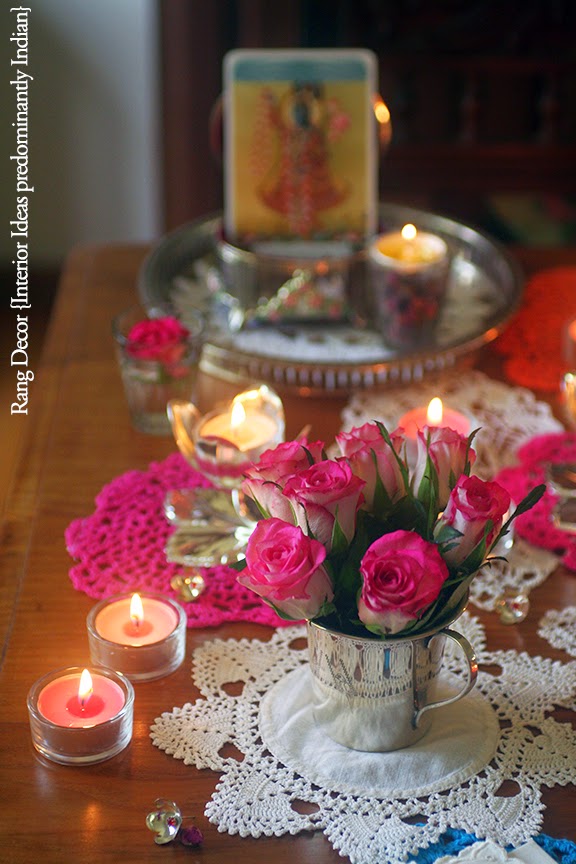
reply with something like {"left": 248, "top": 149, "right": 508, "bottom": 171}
{"left": 373, "top": 97, "right": 390, "bottom": 124}
{"left": 230, "top": 399, "right": 247, "bottom": 429}
{"left": 130, "top": 592, "right": 144, "bottom": 628}
{"left": 427, "top": 397, "right": 443, "bottom": 425}
{"left": 401, "top": 223, "right": 417, "bottom": 241}
{"left": 78, "top": 668, "right": 93, "bottom": 706}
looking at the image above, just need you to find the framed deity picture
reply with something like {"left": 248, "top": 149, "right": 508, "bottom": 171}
{"left": 223, "top": 48, "right": 378, "bottom": 246}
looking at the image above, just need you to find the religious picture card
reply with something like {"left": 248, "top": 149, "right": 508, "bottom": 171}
{"left": 223, "top": 49, "right": 378, "bottom": 245}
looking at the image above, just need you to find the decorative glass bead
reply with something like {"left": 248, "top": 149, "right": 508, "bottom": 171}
{"left": 146, "top": 799, "right": 182, "bottom": 844}
{"left": 495, "top": 588, "right": 530, "bottom": 624}
{"left": 171, "top": 571, "right": 206, "bottom": 601}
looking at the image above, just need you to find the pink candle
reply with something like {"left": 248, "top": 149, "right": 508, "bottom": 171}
{"left": 94, "top": 593, "right": 178, "bottom": 646}
{"left": 398, "top": 397, "right": 471, "bottom": 439}
{"left": 27, "top": 666, "right": 134, "bottom": 765}
{"left": 87, "top": 593, "right": 186, "bottom": 681}
{"left": 37, "top": 669, "right": 125, "bottom": 727}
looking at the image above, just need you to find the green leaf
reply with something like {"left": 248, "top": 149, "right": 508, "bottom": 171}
{"left": 512, "top": 483, "right": 547, "bottom": 516}
{"left": 330, "top": 511, "right": 349, "bottom": 556}
{"left": 302, "top": 446, "right": 317, "bottom": 466}
{"left": 490, "top": 483, "right": 546, "bottom": 550}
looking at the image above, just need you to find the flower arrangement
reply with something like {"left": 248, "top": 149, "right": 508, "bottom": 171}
{"left": 126, "top": 316, "right": 194, "bottom": 379}
{"left": 235, "top": 422, "right": 545, "bottom": 638}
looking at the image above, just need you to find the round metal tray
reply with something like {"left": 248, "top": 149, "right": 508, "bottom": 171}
{"left": 138, "top": 204, "right": 523, "bottom": 396}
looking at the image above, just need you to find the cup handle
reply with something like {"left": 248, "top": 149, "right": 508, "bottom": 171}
{"left": 414, "top": 628, "right": 478, "bottom": 727}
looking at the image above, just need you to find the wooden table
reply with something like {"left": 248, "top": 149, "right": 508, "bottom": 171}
{"left": 2, "top": 244, "right": 575, "bottom": 863}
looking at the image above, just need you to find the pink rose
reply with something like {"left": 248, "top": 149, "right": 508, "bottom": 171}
{"left": 358, "top": 530, "right": 449, "bottom": 635}
{"left": 241, "top": 439, "right": 325, "bottom": 521}
{"left": 244, "top": 439, "right": 326, "bottom": 485}
{"left": 237, "top": 518, "right": 333, "bottom": 620}
{"left": 412, "top": 425, "right": 476, "bottom": 509}
{"left": 336, "top": 422, "right": 406, "bottom": 509}
{"left": 283, "top": 459, "right": 365, "bottom": 549}
{"left": 239, "top": 476, "right": 295, "bottom": 522}
{"left": 436, "top": 475, "right": 511, "bottom": 565}
{"left": 127, "top": 316, "right": 190, "bottom": 363}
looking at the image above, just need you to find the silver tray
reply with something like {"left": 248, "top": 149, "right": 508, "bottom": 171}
{"left": 138, "top": 204, "right": 523, "bottom": 396}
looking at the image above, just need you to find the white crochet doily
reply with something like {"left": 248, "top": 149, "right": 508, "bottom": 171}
{"left": 340, "top": 369, "right": 564, "bottom": 479}
{"left": 538, "top": 606, "right": 576, "bottom": 657}
{"left": 150, "top": 614, "right": 576, "bottom": 864}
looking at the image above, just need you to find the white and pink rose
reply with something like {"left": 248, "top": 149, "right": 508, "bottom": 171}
{"left": 436, "top": 475, "right": 511, "bottom": 565}
{"left": 237, "top": 518, "right": 333, "bottom": 620}
{"left": 358, "top": 530, "right": 449, "bottom": 635}
{"left": 336, "top": 423, "right": 406, "bottom": 509}
{"left": 412, "top": 425, "right": 475, "bottom": 509}
{"left": 283, "top": 459, "right": 365, "bottom": 549}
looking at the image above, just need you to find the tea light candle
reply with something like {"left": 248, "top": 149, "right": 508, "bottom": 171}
{"left": 398, "top": 397, "right": 471, "bottom": 439}
{"left": 27, "top": 666, "right": 134, "bottom": 765}
{"left": 87, "top": 592, "right": 186, "bottom": 682}
{"left": 199, "top": 396, "right": 278, "bottom": 451}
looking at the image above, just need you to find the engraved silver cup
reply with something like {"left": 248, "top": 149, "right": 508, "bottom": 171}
{"left": 307, "top": 604, "right": 477, "bottom": 752}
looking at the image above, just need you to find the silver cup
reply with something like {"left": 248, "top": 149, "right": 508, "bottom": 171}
{"left": 307, "top": 605, "right": 477, "bottom": 752}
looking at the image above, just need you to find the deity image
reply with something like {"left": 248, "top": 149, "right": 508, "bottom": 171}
{"left": 250, "top": 82, "right": 352, "bottom": 237}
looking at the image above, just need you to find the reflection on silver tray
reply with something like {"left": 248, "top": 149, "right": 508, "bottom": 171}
{"left": 138, "top": 205, "right": 523, "bottom": 396}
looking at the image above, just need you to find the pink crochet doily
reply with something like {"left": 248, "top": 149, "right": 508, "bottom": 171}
{"left": 495, "top": 432, "right": 576, "bottom": 572}
{"left": 65, "top": 453, "right": 287, "bottom": 628}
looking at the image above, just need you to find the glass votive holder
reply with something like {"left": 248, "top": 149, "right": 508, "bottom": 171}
{"left": 167, "top": 383, "right": 285, "bottom": 490}
{"left": 87, "top": 592, "right": 187, "bottom": 682}
{"left": 367, "top": 224, "right": 450, "bottom": 351}
{"left": 561, "top": 317, "right": 576, "bottom": 428}
{"left": 27, "top": 666, "right": 134, "bottom": 765}
{"left": 112, "top": 304, "right": 205, "bottom": 436}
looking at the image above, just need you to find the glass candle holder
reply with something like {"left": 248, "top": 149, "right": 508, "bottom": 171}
{"left": 367, "top": 224, "right": 450, "bottom": 350}
{"left": 168, "top": 383, "right": 285, "bottom": 489}
{"left": 27, "top": 666, "right": 134, "bottom": 765}
{"left": 112, "top": 304, "right": 205, "bottom": 436}
{"left": 87, "top": 592, "right": 187, "bottom": 682}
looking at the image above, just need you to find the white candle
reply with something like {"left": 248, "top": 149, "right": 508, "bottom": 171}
{"left": 371, "top": 223, "right": 448, "bottom": 270}
{"left": 87, "top": 593, "right": 187, "bottom": 681}
{"left": 199, "top": 398, "right": 278, "bottom": 451}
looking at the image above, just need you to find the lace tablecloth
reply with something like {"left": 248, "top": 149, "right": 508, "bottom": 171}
{"left": 151, "top": 613, "right": 576, "bottom": 864}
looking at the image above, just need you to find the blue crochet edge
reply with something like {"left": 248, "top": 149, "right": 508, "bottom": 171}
{"left": 412, "top": 830, "right": 576, "bottom": 864}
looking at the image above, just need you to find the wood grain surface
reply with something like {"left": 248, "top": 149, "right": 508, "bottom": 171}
{"left": 1, "top": 243, "right": 575, "bottom": 864}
